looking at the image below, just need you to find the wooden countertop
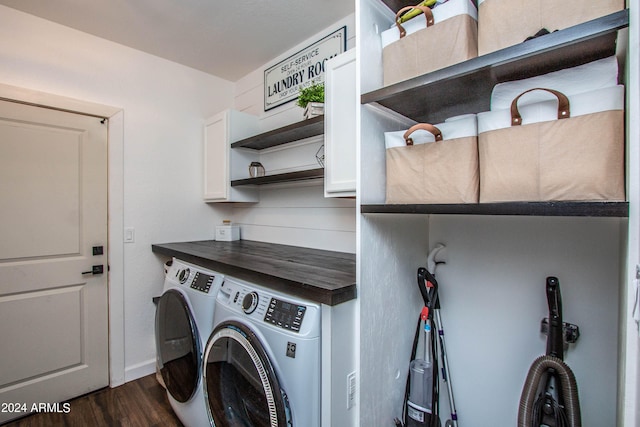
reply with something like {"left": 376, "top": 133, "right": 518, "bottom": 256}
{"left": 152, "top": 240, "right": 356, "bottom": 306}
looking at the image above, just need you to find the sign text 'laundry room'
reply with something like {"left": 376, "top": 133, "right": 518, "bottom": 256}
{"left": 264, "top": 26, "right": 346, "bottom": 111}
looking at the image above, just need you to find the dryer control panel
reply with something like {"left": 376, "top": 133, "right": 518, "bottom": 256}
{"left": 264, "top": 298, "right": 307, "bottom": 332}
{"left": 220, "top": 278, "right": 318, "bottom": 335}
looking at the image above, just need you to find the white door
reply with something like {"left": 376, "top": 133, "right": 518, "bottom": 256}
{"left": 0, "top": 100, "right": 109, "bottom": 423}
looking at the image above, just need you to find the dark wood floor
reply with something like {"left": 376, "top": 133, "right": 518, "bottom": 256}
{"left": 2, "top": 374, "right": 184, "bottom": 427}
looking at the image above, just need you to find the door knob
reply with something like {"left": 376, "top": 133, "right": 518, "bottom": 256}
{"left": 82, "top": 265, "right": 104, "bottom": 275}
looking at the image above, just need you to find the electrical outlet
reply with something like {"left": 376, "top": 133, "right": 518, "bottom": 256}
{"left": 347, "top": 371, "right": 356, "bottom": 410}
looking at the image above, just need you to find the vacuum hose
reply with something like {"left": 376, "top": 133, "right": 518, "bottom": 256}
{"left": 517, "top": 355, "right": 581, "bottom": 427}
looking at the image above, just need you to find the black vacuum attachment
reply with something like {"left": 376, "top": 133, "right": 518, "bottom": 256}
{"left": 518, "top": 277, "right": 581, "bottom": 427}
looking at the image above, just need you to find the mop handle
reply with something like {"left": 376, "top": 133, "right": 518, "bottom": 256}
{"left": 421, "top": 306, "right": 432, "bottom": 364}
{"left": 424, "top": 244, "right": 459, "bottom": 427}
{"left": 435, "top": 309, "right": 458, "bottom": 427}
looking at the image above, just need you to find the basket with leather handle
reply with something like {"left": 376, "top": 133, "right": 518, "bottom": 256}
{"left": 381, "top": 0, "right": 478, "bottom": 87}
{"left": 477, "top": 0, "right": 624, "bottom": 56}
{"left": 385, "top": 116, "right": 479, "bottom": 204}
{"left": 478, "top": 87, "right": 625, "bottom": 202}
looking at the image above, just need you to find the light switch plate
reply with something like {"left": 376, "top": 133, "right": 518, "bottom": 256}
{"left": 124, "top": 227, "right": 135, "bottom": 243}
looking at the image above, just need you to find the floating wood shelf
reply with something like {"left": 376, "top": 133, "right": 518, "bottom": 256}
{"left": 231, "top": 168, "right": 324, "bottom": 187}
{"left": 361, "top": 201, "right": 629, "bottom": 217}
{"left": 231, "top": 115, "right": 324, "bottom": 150}
{"left": 361, "top": 10, "right": 629, "bottom": 123}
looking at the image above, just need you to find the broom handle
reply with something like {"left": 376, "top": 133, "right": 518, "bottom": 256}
{"left": 435, "top": 309, "right": 458, "bottom": 427}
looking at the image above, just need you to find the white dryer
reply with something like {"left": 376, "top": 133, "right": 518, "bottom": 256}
{"left": 155, "top": 258, "right": 224, "bottom": 427}
{"left": 203, "top": 276, "right": 321, "bottom": 427}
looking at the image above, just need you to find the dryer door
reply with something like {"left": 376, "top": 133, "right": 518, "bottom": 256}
{"left": 203, "top": 321, "right": 292, "bottom": 427}
{"left": 155, "top": 289, "right": 200, "bottom": 403}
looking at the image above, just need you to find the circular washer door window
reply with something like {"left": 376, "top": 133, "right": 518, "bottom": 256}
{"left": 203, "top": 321, "right": 292, "bottom": 427}
{"left": 155, "top": 289, "right": 200, "bottom": 403}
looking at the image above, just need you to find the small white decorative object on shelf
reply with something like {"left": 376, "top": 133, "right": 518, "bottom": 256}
{"left": 215, "top": 220, "right": 240, "bottom": 241}
{"left": 304, "top": 102, "right": 324, "bottom": 119}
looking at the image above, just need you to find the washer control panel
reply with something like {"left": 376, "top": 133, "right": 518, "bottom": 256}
{"left": 264, "top": 298, "right": 306, "bottom": 333}
{"left": 190, "top": 272, "right": 215, "bottom": 293}
{"left": 166, "top": 258, "right": 224, "bottom": 296}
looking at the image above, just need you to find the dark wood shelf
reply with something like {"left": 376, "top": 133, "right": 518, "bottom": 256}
{"left": 361, "top": 10, "right": 629, "bottom": 123}
{"left": 361, "top": 201, "right": 629, "bottom": 217}
{"left": 231, "top": 168, "right": 324, "bottom": 186}
{"left": 231, "top": 115, "right": 324, "bottom": 150}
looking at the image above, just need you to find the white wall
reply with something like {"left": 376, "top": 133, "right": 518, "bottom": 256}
{"left": 229, "top": 14, "right": 358, "bottom": 254}
{"left": 0, "top": 6, "right": 235, "bottom": 382}
{"left": 429, "top": 216, "right": 621, "bottom": 426}
{"left": 359, "top": 214, "right": 623, "bottom": 427}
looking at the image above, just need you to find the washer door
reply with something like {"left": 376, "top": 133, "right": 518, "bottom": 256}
{"left": 155, "top": 289, "right": 200, "bottom": 403}
{"left": 204, "top": 321, "right": 292, "bottom": 427}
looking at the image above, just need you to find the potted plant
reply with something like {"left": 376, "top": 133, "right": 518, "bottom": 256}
{"left": 296, "top": 83, "right": 324, "bottom": 119}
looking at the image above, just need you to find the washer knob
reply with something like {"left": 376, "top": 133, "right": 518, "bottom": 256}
{"left": 242, "top": 292, "right": 259, "bottom": 314}
{"left": 178, "top": 268, "right": 190, "bottom": 284}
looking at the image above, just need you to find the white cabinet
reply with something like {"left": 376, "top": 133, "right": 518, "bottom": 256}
{"left": 203, "top": 109, "right": 259, "bottom": 202}
{"left": 324, "top": 49, "right": 357, "bottom": 198}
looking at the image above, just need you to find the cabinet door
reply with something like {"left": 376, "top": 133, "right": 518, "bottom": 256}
{"left": 204, "top": 110, "right": 259, "bottom": 202}
{"left": 324, "top": 49, "right": 357, "bottom": 198}
{"left": 204, "top": 111, "right": 229, "bottom": 201}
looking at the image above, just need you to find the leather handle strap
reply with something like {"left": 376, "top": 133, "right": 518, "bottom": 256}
{"left": 403, "top": 123, "right": 442, "bottom": 146}
{"left": 395, "top": 5, "right": 434, "bottom": 38}
{"left": 511, "top": 87, "right": 571, "bottom": 126}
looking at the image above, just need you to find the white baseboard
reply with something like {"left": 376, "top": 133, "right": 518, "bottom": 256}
{"left": 124, "top": 359, "right": 157, "bottom": 383}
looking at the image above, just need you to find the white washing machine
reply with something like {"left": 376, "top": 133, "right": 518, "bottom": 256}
{"left": 203, "top": 276, "right": 321, "bottom": 427}
{"left": 155, "top": 258, "right": 224, "bottom": 427}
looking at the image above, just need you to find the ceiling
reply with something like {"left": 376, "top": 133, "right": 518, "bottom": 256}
{"left": 0, "top": 0, "right": 354, "bottom": 82}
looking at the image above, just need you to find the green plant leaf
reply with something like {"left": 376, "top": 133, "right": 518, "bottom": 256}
{"left": 296, "top": 83, "right": 325, "bottom": 108}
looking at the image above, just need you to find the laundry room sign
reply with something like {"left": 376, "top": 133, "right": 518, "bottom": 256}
{"left": 264, "top": 26, "right": 346, "bottom": 111}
